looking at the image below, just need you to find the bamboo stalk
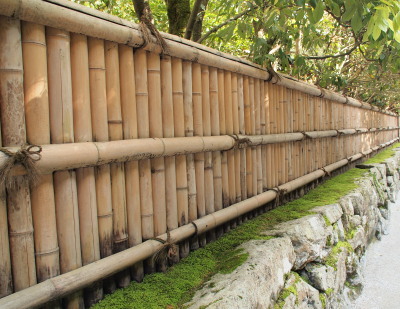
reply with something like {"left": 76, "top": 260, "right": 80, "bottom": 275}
{"left": 88, "top": 37, "right": 115, "bottom": 294}
{"left": 21, "top": 21, "right": 60, "bottom": 289}
{"left": 182, "top": 61, "right": 198, "bottom": 250}
{"left": 172, "top": 57, "right": 189, "bottom": 257}
{"left": 161, "top": 55, "right": 179, "bottom": 262}
{"left": 201, "top": 65, "right": 216, "bottom": 241}
{"left": 249, "top": 78, "right": 258, "bottom": 197}
{"left": 231, "top": 74, "right": 241, "bottom": 208}
{"left": 71, "top": 33, "right": 102, "bottom": 305}
{"left": 238, "top": 75, "right": 247, "bottom": 203}
{"left": 254, "top": 79, "right": 263, "bottom": 195}
{"left": 192, "top": 63, "right": 206, "bottom": 247}
{"left": 46, "top": 26, "right": 83, "bottom": 308}
{"left": 2, "top": 137, "right": 399, "bottom": 309}
{"left": 118, "top": 44, "right": 143, "bottom": 282}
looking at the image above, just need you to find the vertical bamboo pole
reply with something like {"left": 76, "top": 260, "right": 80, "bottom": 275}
{"left": 224, "top": 71, "right": 236, "bottom": 214}
{"left": 201, "top": 65, "right": 216, "bottom": 241}
{"left": 46, "top": 26, "right": 83, "bottom": 308}
{"left": 118, "top": 45, "right": 143, "bottom": 282}
{"left": 218, "top": 69, "right": 229, "bottom": 212}
{"left": 104, "top": 41, "right": 130, "bottom": 285}
{"left": 286, "top": 88, "right": 294, "bottom": 182}
{"left": 134, "top": 50, "right": 154, "bottom": 254}
{"left": 21, "top": 22, "right": 60, "bottom": 288}
{"left": 244, "top": 76, "right": 253, "bottom": 199}
{"left": 161, "top": 55, "right": 179, "bottom": 260}
{"left": 0, "top": 17, "right": 18, "bottom": 297}
{"left": 172, "top": 58, "right": 190, "bottom": 257}
{"left": 147, "top": 52, "right": 167, "bottom": 268}
{"left": 260, "top": 80, "right": 267, "bottom": 189}
{"left": 193, "top": 63, "right": 206, "bottom": 247}
{"left": 1, "top": 16, "right": 37, "bottom": 292}
{"left": 210, "top": 67, "right": 223, "bottom": 237}
{"left": 183, "top": 61, "right": 198, "bottom": 250}
{"left": 254, "top": 79, "right": 263, "bottom": 195}
{"left": 265, "top": 82, "right": 273, "bottom": 190}
{"left": 238, "top": 75, "right": 247, "bottom": 206}
{"left": 88, "top": 38, "right": 115, "bottom": 293}
{"left": 71, "top": 33, "right": 102, "bottom": 306}
{"left": 232, "top": 73, "right": 241, "bottom": 205}
{"left": 249, "top": 78, "right": 257, "bottom": 196}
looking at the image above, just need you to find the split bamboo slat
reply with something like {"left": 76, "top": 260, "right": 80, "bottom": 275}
{"left": 183, "top": 60, "right": 199, "bottom": 250}
{"left": 46, "top": 26, "right": 83, "bottom": 308}
{"left": 172, "top": 57, "right": 190, "bottom": 258}
{"left": 71, "top": 32, "right": 102, "bottom": 306}
{"left": 161, "top": 55, "right": 179, "bottom": 263}
{"left": 118, "top": 44, "right": 144, "bottom": 282}
{"left": 21, "top": 21, "right": 60, "bottom": 288}
{"left": 0, "top": 1, "right": 400, "bottom": 307}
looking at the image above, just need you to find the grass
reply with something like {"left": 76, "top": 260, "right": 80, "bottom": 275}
{"left": 92, "top": 166, "right": 367, "bottom": 309}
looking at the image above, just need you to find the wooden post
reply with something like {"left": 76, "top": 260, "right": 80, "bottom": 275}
{"left": 119, "top": 44, "right": 143, "bottom": 282}
{"left": 71, "top": 33, "right": 102, "bottom": 306}
{"left": 46, "top": 26, "right": 83, "bottom": 308}
{"left": 201, "top": 65, "right": 216, "bottom": 241}
{"left": 21, "top": 21, "right": 60, "bottom": 288}
{"left": 183, "top": 61, "right": 198, "bottom": 250}
{"left": 172, "top": 57, "right": 190, "bottom": 257}
{"left": 161, "top": 55, "right": 179, "bottom": 262}
{"left": 88, "top": 38, "right": 115, "bottom": 293}
{"left": 192, "top": 63, "right": 206, "bottom": 247}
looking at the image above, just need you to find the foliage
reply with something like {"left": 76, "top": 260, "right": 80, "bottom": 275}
{"left": 364, "top": 142, "right": 400, "bottom": 164}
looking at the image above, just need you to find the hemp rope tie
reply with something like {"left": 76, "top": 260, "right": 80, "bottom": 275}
{"left": 0, "top": 144, "right": 42, "bottom": 189}
{"left": 316, "top": 85, "right": 326, "bottom": 98}
{"left": 299, "top": 131, "right": 311, "bottom": 140}
{"left": 269, "top": 187, "right": 287, "bottom": 208}
{"left": 228, "top": 134, "right": 251, "bottom": 150}
{"left": 320, "top": 167, "right": 330, "bottom": 177}
{"left": 151, "top": 230, "right": 178, "bottom": 264}
{"left": 266, "top": 67, "right": 281, "bottom": 84}
{"left": 139, "top": 6, "right": 168, "bottom": 54}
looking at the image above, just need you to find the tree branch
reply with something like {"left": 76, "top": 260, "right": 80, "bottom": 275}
{"left": 196, "top": 5, "right": 256, "bottom": 44}
{"left": 304, "top": 43, "right": 359, "bottom": 60}
{"left": 184, "top": 0, "right": 204, "bottom": 39}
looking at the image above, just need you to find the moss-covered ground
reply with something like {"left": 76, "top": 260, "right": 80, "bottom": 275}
{"left": 92, "top": 144, "right": 400, "bottom": 309}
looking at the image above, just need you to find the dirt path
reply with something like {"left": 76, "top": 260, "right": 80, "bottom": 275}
{"left": 354, "top": 198, "right": 400, "bottom": 309}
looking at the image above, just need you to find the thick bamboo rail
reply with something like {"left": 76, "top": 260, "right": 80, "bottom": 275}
{"left": 0, "top": 0, "right": 396, "bottom": 116}
{"left": 0, "top": 137, "right": 397, "bottom": 309}
{"left": 0, "top": 128, "right": 397, "bottom": 176}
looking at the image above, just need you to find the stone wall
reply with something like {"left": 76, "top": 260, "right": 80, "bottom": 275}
{"left": 185, "top": 149, "right": 400, "bottom": 309}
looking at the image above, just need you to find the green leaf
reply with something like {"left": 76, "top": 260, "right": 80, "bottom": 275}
{"left": 351, "top": 13, "right": 363, "bottom": 33}
{"left": 373, "top": 25, "right": 382, "bottom": 40}
{"left": 342, "top": 1, "right": 356, "bottom": 21}
{"left": 313, "top": 1, "right": 325, "bottom": 22}
{"left": 394, "top": 30, "right": 400, "bottom": 43}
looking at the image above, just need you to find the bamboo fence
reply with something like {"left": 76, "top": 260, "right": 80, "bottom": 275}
{"left": 0, "top": 1, "right": 399, "bottom": 308}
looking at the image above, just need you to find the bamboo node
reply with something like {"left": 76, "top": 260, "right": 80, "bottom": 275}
{"left": 151, "top": 230, "right": 178, "bottom": 265}
{"left": 0, "top": 144, "right": 42, "bottom": 189}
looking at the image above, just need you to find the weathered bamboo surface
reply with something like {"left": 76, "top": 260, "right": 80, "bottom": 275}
{"left": 0, "top": 1, "right": 399, "bottom": 307}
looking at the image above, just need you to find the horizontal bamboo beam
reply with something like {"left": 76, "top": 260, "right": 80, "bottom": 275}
{"left": 0, "top": 0, "right": 396, "bottom": 116}
{"left": 1, "top": 127, "right": 399, "bottom": 175}
{"left": 0, "top": 137, "right": 397, "bottom": 309}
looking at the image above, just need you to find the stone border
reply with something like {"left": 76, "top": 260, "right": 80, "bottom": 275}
{"left": 185, "top": 149, "right": 400, "bottom": 309}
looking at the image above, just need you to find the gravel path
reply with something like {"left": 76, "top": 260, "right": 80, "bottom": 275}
{"left": 353, "top": 198, "right": 400, "bottom": 309}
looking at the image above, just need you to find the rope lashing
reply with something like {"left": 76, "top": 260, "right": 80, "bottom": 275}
{"left": 335, "top": 129, "right": 344, "bottom": 136}
{"left": 0, "top": 144, "right": 42, "bottom": 189}
{"left": 228, "top": 134, "right": 251, "bottom": 150}
{"left": 346, "top": 156, "right": 353, "bottom": 164}
{"left": 316, "top": 85, "right": 326, "bottom": 98}
{"left": 320, "top": 167, "right": 331, "bottom": 177}
{"left": 138, "top": 5, "right": 168, "bottom": 53}
{"left": 299, "top": 131, "right": 311, "bottom": 140}
{"left": 269, "top": 187, "right": 287, "bottom": 207}
{"left": 151, "top": 230, "right": 178, "bottom": 265}
{"left": 343, "top": 95, "right": 350, "bottom": 104}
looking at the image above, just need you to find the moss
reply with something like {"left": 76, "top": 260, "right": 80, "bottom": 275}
{"left": 319, "top": 293, "right": 327, "bottom": 308}
{"left": 325, "top": 288, "right": 333, "bottom": 296}
{"left": 325, "top": 241, "right": 354, "bottom": 270}
{"left": 92, "top": 165, "right": 373, "bottom": 308}
{"left": 323, "top": 215, "right": 331, "bottom": 226}
{"left": 364, "top": 143, "right": 400, "bottom": 164}
{"left": 345, "top": 228, "right": 357, "bottom": 240}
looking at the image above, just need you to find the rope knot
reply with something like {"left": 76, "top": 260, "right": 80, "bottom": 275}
{"left": 300, "top": 131, "right": 311, "bottom": 140}
{"left": 269, "top": 186, "right": 287, "bottom": 207}
{"left": 151, "top": 230, "right": 178, "bottom": 265}
{"left": 0, "top": 144, "right": 42, "bottom": 189}
{"left": 320, "top": 167, "right": 331, "bottom": 177}
{"left": 139, "top": 4, "right": 168, "bottom": 53}
{"left": 228, "top": 134, "right": 251, "bottom": 150}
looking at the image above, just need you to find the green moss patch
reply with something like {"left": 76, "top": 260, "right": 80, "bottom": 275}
{"left": 92, "top": 166, "right": 367, "bottom": 309}
{"left": 364, "top": 143, "right": 400, "bottom": 164}
{"left": 325, "top": 241, "right": 354, "bottom": 270}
